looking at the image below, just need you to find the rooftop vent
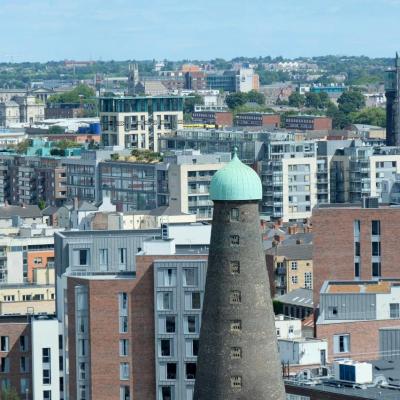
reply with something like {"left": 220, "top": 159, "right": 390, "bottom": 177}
{"left": 362, "top": 196, "right": 379, "bottom": 209}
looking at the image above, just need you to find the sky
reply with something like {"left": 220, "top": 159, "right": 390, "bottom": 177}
{"left": 0, "top": 0, "right": 399, "bottom": 62}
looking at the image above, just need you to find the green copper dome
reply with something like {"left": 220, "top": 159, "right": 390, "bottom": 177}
{"left": 210, "top": 148, "right": 262, "bottom": 201}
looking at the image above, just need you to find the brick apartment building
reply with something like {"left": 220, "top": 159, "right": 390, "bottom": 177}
{"left": 284, "top": 115, "right": 332, "bottom": 131}
{"left": 313, "top": 202, "right": 400, "bottom": 304}
{"left": 235, "top": 112, "right": 280, "bottom": 128}
{"left": 191, "top": 111, "right": 233, "bottom": 127}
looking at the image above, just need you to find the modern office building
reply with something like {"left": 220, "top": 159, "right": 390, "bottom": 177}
{"left": 191, "top": 111, "right": 233, "bottom": 127}
{"left": 284, "top": 115, "right": 332, "bottom": 131}
{"left": 194, "top": 150, "right": 285, "bottom": 399}
{"left": 385, "top": 53, "right": 400, "bottom": 146}
{"left": 159, "top": 128, "right": 267, "bottom": 164}
{"left": 99, "top": 96, "right": 184, "bottom": 151}
{"left": 166, "top": 150, "right": 230, "bottom": 220}
{"left": 99, "top": 159, "right": 168, "bottom": 212}
{"left": 235, "top": 113, "right": 280, "bottom": 128}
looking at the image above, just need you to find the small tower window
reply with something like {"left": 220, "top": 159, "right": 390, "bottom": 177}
{"left": 230, "top": 235, "right": 240, "bottom": 246}
{"left": 230, "top": 291, "right": 241, "bottom": 304}
{"left": 230, "top": 376, "right": 242, "bottom": 389}
{"left": 230, "top": 320, "right": 242, "bottom": 333}
{"left": 230, "top": 261, "right": 240, "bottom": 275}
{"left": 230, "top": 347, "right": 242, "bottom": 359}
{"left": 230, "top": 208, "right": 240, "bottom": 221}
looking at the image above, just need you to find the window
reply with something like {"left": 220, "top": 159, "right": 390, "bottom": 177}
{"left": 42, "top": 348, "right": 50, "bottom": 363}
{"left": 390, "top": 303, "right": 400, "bottom": 318}
{"left": 120, "top": 363, "right": 129, "bottom": 380}
{"left": 74, "top": 249, "right": 89, "bottom": 266}
{"left": 291, "top": 276, "right": 298, "bottom": 284}
{"left": 34, "top": 257, "right": 43, "bottom": 264}
{"left": 78, "top": 340, "right": 87, "bottom": 357}
{"left": 276, "top": 328, "right": 281, "bottom": 337}
{"left": 99, "top": 249, "right": 108, "bottom": 267}
{"left": 185, "top": 316, "right": 197, "bottom": 333}
{"left": 230, "top": 320, "right": 242, "bottom": 333}
{"left": 119, "top": 316, "right": 128, "bottom": 333}
{"left": 118, "top": 248, "right": 127, "bottom": 270}
{"left": 0, "top": 357, "right": 9, "bottom": 373}
{"left": 372, "top": 262, "right": 381, "bottom": 277}
{"left": 3, "top": 296, "right": 14, "bottom": 302}
{"left": 0, "top": 337, "right": 9, "bottom": 352}
{"left": 161, "top": 386, "right": 172, "bottom": 400}
{"left": 230, "top": 347, "right": 242, "bottom": 359}
{"left": 355, "top": 242, "right": 360, "bottom": 257}
{"left": 186, "top": 292, "right": 201, "bottom": 309}
{"left": 185, "top": 363, "right": 196, "bottom": 380}
{"left": 230, "top": 235, "right": 240, "bottom": 246}
{"left": 304, "top": 272, "right": 312, "bottom": 289}
{"left": 183, "top": 269, "right": 198, "bottom": 286}
{"left": 79, "top": 362, "right": 86, "bottom": 380}
{"left": 328, "top": 306, "right": 338, "bottom": 317}
{"left": 160, "top": 339, "right": 172, "bottom": 357}
{"left": 192, "top": 339, "right": 199, "bottom": 357}
{"left": 230, "top": 290, "right": 241, "bottom": 304}
{"left": 289, "top": 326, "right": 294, "bottom": 335}
{"left": 78, "top": 385, "right": 86, "bottom": 400}
{"left": 372, "top": 241, "right": 381, "bottom": 256}
{"left": 20, "top": 336, "right": 28, "bottom": 352}
{"left": 354, "top": 219, "right": 361, "bottom": 236}
{"left": 291, "top": 261, "right": 298, "bottom": 271}
{"left": 167, "top": 363, "right": 177, "bottom": 380}
{"left": 230, "top": 208, "right": 240, "bottom": 221}
{"left": 77, "top": 317, "right": 87, "bottom": 334}
{"left": 20, "top": 378, "right": 29, "bottom": 395}
{"left": 354, "top": 262, "right": 360, "bottom": 278}
{"left": 372, "top": 220, "right": 381, "bottom": 236}
{"left": 120, "top": 340, "right": 129, "bottom": 356}
{"left": 43, "top": 391, "right": 51, "bottom": 400}
{"left": 230, "top": 261, "right": 240, "bottom": 275}
{"left": 166, "top": 316, "right": 175, "bottom": 333}
{"left": 159, "top": 269, "right": 176, "bottom": 287}
{"left": 157, "top": 292, "right": 173, "bottom": 311}
{"left": 231, "top": 376, "right": 242, "bottom": 389}
{"left": 20, "top": 356, "right": 28, "bottom": 373}
{"left": 119, "top": 293, "right": 128, "bottom": 313}
{"left": 334, "top": 334, "right": 350, "bottom": 353}
{"left": 120, "top": 386, "right": 130, "bottom": 400}
{"left": 43, "top": 369, "right": 51, "bottom": 385}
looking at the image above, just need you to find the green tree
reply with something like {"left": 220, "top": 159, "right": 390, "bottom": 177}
{"left": 326, "top": 102, "right": 352, "bottom": 129}
{"left": 351, "top": 107, "right": 386, "bottom": 127}
{"left": 245, "top": 90, "right": 265, "bottom": 105}
{"left": 288, "top": 92, "right": 305, "bottom": 108}
{"left": 183, "top": 94, "right": 204, "bottom": 114}
{"left": 305, "top": 92, "right": 330, "bottom": 109}
{"left": 225, "top": 93, "right": 247, "bottom": 109}
{"left": 338, "top": 89, "right": 365, "bottom": 114}
{"left": 1, "top": 387, "right": 21, "bottom": 400}
{"left": 47, "top": 84, "right": 95, "bottom": 104}
{"left": 55, "top": 139, "right": 81, "bottom": 150}
{"left": 16, "top": 139, "right": 30, "bottom": 154}
{"left": 38, "top": 199, "right": 46, "bottom": 210}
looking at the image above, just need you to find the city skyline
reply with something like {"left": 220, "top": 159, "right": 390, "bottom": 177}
{"left": 0, "top": 0, "right": 399, "bottom": 62}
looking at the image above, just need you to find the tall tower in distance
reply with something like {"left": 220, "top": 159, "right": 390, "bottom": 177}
{"left": 385, "top": 52, "right": 400, "bottom": 146}
{"left": 128, "top": 63, "right": 139, "bottom": 96}
{"left": 194, "top": 149, "right": 285, "bottom": 400}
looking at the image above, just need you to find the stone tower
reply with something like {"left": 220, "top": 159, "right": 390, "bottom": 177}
{"left": 193, "top": 149, "right": 285, "bottom": 400}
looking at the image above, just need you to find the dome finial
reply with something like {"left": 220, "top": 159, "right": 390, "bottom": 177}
{"left": 232, "top": 146, "right": 239, "bottom": 159}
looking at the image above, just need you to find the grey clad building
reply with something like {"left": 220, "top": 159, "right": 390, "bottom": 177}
{"left": 194, "top": 149, "right": 285, "bottom": 399}
{"left": 386, "top": 53, "right": 400, "bottom": 146}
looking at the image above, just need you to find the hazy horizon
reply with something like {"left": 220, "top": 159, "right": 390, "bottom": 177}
{"left": 0, "top": 0, "right": 399, "bottom": 62}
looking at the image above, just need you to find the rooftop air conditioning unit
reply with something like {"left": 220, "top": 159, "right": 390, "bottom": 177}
{"left": 333, "top": 360, "right": 373, "bottom": 384}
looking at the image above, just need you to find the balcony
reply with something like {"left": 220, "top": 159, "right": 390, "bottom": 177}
{"left": 276, "top": 266, "right": 286, "bottom": 275}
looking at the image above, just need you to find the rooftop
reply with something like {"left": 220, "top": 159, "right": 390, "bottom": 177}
{"left": 323, "top": 280, "right": 400, "bottom": 294}
{"left": 0, "top": 205, "right": 42, "bottom": 219}
{"left": 276, "top": 288, "right": 314, "bottom": 308}
{"left": 266, "top": 244, "right": 313, "bottom": 260}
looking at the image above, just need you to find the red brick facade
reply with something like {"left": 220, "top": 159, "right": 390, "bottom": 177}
{"left": 0, "top": 318, "right": 31, "bottom": 398}
{"left": 317, "top": 319, "right": 400, "bottom": 363}
{"left": 313, "top": 206, "right": 400, "bottom": 304}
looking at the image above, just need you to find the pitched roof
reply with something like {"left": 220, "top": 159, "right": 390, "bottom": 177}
{"left": 0, "top": 205, "right": 42, "bottom": 219}
{"left": 276, "top": 288, "right": 314, "bottom": 308}
{"left": 265, "top": 244, "right": 313, "bottom": 260}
